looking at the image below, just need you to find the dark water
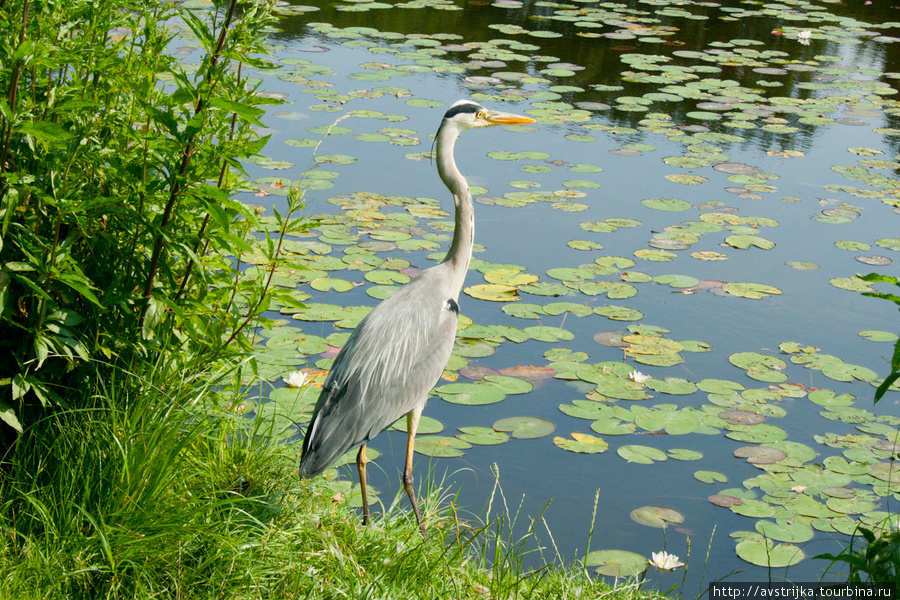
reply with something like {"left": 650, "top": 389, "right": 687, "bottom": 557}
{"left": 235, "top": 0, "right": 900, "bottom": 591}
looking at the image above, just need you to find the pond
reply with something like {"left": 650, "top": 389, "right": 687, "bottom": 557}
{"left": 205, "top": 0, "right": 900, "bottom": 589}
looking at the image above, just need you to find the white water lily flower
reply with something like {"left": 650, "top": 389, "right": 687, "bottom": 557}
{"left": 649, "top": 551, "right": 684, "bottom": 572}
{"left": 283, "top": 370, "right": 309, "bottom": 388}
{"left": 797, "top": 30, "right": 812, "bottom": 45}
{"left": 629, "top": 370, "right": 651, "bottom": 384}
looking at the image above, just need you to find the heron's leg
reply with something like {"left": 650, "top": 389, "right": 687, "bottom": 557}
{"left": 357, "top": 443, "right": 370, "bottom": 526}
{"left": 404, "top": 404, "right": 427, "bottom": 538}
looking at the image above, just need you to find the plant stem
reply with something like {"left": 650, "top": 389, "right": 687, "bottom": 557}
{"left": 140, "top": 0, "right": 238, "bottom": 329}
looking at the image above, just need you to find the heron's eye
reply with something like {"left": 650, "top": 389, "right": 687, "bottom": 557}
{"left": 476, "top": 110, "right": 488, "bottom": 120}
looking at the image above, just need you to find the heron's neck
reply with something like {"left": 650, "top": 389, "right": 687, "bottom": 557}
{"left": 436, "top": 125, "right": 474, "bottom": 291}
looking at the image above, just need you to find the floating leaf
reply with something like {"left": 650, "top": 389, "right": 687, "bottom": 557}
{"left": 435, "top": 382, "right": 506, "bottom": 406}
{"left": 756, "top": 519, "right": 813, "bottom": 544}
{"left": 696, "top": 470, "right": 728, "bottom": 484}
{"left": 553, "top": 433, "right": 609, "bottom": 454}
{"left": 523, "top": 326, "right": 574, "bottom": 342}
{"left": 617, "top": 444, "right": 668, "bottom": 464}
{"left": 414, "top": 435, "right": 471, "bottom": 457}
{"left": 734, "top": 446, "right": 786, "bottom": 465}
{"left": 668, "top": 448, "right": 703, "bottom": 461}
{"left": 725, "top": 235, "right": 776, "bottom": 250}
{"left": 391, "top": 415, "right": 443, "bottom": 434}
{"left": 585, "top": 550, "right": 648, "bottom": 577}
{"left": 484, "top": 375, "right": 533, "bottom": 395}
{"left": 595, "top": 306, "right": 644, "bottom": 321}
{"left": 859, "top": 330, "right": 899, "bottom": 343}
{"left": 591, "top": 418, "right": 637, "bottom": 436}
{"left": 735, "top": 535, "right": 805, "bottom": 567}
{"left": 464, "top": 284, "right": 520, "bottom": 302}
{"left": 820, "top": 362, "right": 878, "bottom": 383}
{"left": 725, "top": 424, "right": 788, "bottom": 444}
{"left": 646, "top": 377, "right": 697, "bottom": 395}
{"left": 634, "top": 409, "right": 700, "bottom": 435}
{"left": 721, "top": 282, "right": 783, "bottom": 299}
{"left": 457, "top": 426, "right": 509, "bottom": 446}
{"left": 630, "top": 505, "right": 684, "bottom": 528}
{"left": 493, "top": 416, "right": 556, "bottom": 439}
{"left": 310, "top": 277, "right": 355, "bottom": 292}
{"left": 730, "top": 499, "right": 777, "bottom": 519}
{"left": 642, "top": 198, "right": 691, "bottom": 211}
{"left": 502, "top": 303, "right": 546, "bottom": 319}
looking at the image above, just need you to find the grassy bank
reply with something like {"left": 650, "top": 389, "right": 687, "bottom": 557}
{"left": 0, "top": 357, "right": 663, "bottom": 599}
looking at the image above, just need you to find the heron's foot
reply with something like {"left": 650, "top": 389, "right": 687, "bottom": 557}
{"left": 361, "top": 500, "right": 370, "bottom": 526}
{"left": 402, "top": 471, "right": 427, "bottom": 539}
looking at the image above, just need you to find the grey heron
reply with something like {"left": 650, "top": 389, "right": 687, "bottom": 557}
{"left": 298, "top": 100, "right": 535, "bottom": 536}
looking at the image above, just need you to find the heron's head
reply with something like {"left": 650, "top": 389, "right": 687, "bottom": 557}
{"left": 438, "top": 99, "right": 535, "bottom": 135}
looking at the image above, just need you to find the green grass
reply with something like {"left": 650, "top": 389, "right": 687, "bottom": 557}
{"left": 0, "top": 357, "right": 664, "bottom": 600}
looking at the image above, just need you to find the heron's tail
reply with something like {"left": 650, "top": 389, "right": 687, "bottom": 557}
{"left": 297, "top": 454, "right": 322, "bottom": 479}
{"left": 298, "top": 440, "right": 347, "bottom": 480}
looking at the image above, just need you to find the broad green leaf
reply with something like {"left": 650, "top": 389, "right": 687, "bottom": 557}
{"left": 493, "top": 416, "right": 556, "bottom": 439}
{"left": 617, "top": 444, "right": 667, "bottom": 464}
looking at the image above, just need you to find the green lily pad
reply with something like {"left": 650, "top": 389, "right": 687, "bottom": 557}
{"left": 725, "top": 424, "right": 788, "bottom": 443}
{"left": 523, "top": 326, "right": 575, "bottom": 342}
{"left": 734, "top": 446, "right": 786, "bottom": 465}
{"left": 585, "top": 550, "right": 648, "bottom": 577}
{"left": 646, "top": 377, "right": 697, "bottom": 395}
{"left": 829, "top": 277, "right": 874, "bottom": 292}
{"left": 543, "top": 302, "right": 594, "bottom": 317}
{"left": 457, "top": 426, "right": 509, "bottom": 446}
{"left": 725, "top": 235, "right": 776, "bottom": 250}
{"left": 875, "top": 238, "right": 900, "bottom": 251}
{"left": 721, "top": 282, "right": 783, "bottom": 299}
{"left": 820, "top": 362, "right": 878, "bottom": 383}
{"left": 630, "top": 505, "right": 684, "bottom": 528}
{"left": 825, "top": 496, "right": 877, "bottom": 515}
{"left": 729, "top": 352, "right": 788, "bottom": 382}
{"left": 786, "top": 261, "right": 819, "bottom": 270}
{"left": 483, "top": 375, "right": 534, "bottom": 395}
{"left": 547, "top": 267, "right": 595, "bottom": 282}
{"left": 502, "top": 303, "right": 546, "bottom": 320}
{"left": 654, "top": 274, "right": 701, "bottom": 289}
{"left": 634, "top": 248, "right": 677, "bottom": 262}
{"left": 634, "top": 409, "right": 700, "bottom": 435}
{"left": 591, "top": 418, "right": 638, "bottom": 436}
{"left": 617, "top": 444, "right": 668, "bottom": 464}
{"left": 595, "top": 306, "right": 644, "bottom": 325}
{"left": 414, "top": 435, "right": 471, "bottom": 457}
{"left": 859, "top": 330, "right": 899, "bottom": 343}
{"left": 642, "top": 198, "right": 692, "bottom": 211}
{"left": 696, "top": 470, "right": 728, "bottom": 484}
{"left": 668, "top": 448, "right": 703, "bottom": 461}
{"left": 493, "top": 416, "right": 556, "bottom": 439}
{"left": 735, "top": 535, "right": 805, "bottom": 567}
{"left": 730, "top": 499, "right": 777, "bottom": 519}
{"left": 391, "top": 415, "right": 443, "bottom": 434}
{"left": 310, "top": 277, "right": 355, "bottom": 292}
{"left": 435, "top": 382, "right": 506, "bottom": 406}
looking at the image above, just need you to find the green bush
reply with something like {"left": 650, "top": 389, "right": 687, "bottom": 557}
{"left": 0, "top": 0, "right": 301, "bottom": 436}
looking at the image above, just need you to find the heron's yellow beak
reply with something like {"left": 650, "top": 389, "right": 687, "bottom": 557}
{"left": 484, "top": 111, "right": 536, "bottom": 126}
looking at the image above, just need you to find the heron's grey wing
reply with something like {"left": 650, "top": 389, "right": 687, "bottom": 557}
{"left": 299, "top": 267, "right": 459, "bottom": 478}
